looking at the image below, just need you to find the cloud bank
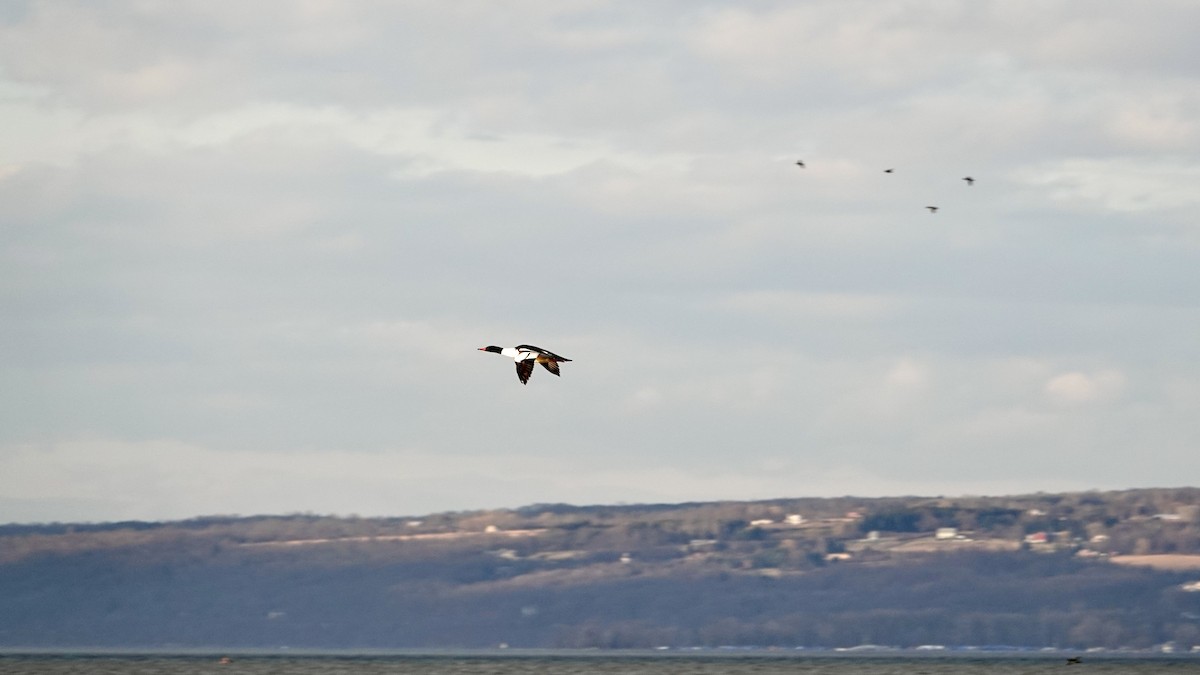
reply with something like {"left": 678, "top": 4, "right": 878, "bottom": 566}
{"left": 2, "top": 1, "right": 1199, "bottom": 522}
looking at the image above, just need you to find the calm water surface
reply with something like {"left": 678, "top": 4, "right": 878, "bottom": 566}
{"left": 2, "top": 654, "right": 1199, "bottom": 675}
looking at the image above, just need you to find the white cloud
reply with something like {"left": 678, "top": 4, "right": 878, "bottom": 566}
{"left": 709, "top": 290, "right": 903, "bottom": 320}
{"left": 1044, "top": 370, "right": 1126, "bottom": 405}
{"left": 884, "top": 358, "right": 930, "bottom": 390}
{"left": 0, "top": 99, "right": 688, "bottom": 177}
{"left": 0, "top": 435, "right": 1129, "bottom": 523}
{"left": 687, "top": 5, "right": 961, "bottom": 90}
{"left": 1016, "top": 158, "right": 1200, "bottom": 214}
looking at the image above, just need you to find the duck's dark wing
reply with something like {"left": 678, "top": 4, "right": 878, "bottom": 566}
{"left": 515, "top": 360, "right": 534, "bottom": 385}
{"left": 516, "top": 344, "right": 571, "bottom": 362}
{"left": 539, "top": 359, "right": 562, "bottom": 377}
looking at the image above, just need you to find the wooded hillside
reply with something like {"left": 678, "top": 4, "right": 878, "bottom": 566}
{"left": 3, "top": 488, "right": 1200, "bottom": 650}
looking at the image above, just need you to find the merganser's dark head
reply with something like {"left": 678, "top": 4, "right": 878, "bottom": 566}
{"left": 479, "top": 346, "right": 503, "bottom": 354}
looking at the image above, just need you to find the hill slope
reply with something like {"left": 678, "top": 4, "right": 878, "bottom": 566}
{"left": 3, "top": 489, "right": 1200, "bottom": 650}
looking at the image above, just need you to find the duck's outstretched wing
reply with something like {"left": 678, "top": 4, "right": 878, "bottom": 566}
{"left": 538, "top": 359, "right": 562, "bottom": 376}
{"left": 517, "top": 344, "right": 571, "bottom": 362}
{"left": 515, "top": 360, "right": 535, "bottom": 385}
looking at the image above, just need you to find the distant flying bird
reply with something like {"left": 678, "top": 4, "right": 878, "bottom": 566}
{"left": 962, "top": 176, "right": 975, "bottom": 185}
{"left": 795, "top": 160, "right": 805, "bottom": 168}
{"left": 926, "top": 206, "right": 939, "bottom": 213}
{"left": 1066, "top": 657, "right": 1082, "bottom": 665}
{"left": 478, "top": 344, "right": 572, "bottom": 385}
{"left": 884, "top": 168, "right": 894, "bottom": 173}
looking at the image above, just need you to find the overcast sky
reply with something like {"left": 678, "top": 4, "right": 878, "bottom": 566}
{"left": 3, "top": 1, "right": 1199, "bottom": 524}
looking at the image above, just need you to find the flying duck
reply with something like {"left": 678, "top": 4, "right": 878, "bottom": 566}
{"left": 962, "top": 176, "right": 975, "bottom": 185}
{"left": 884, "top": 168, "right": 894, "bottom": 173}
{"left": 926, "top": 206, "right": 939, "bottom": 213}
{"left": 795, "top": 160, "right": 805, "bottom": 168}
{"left": 478, "top": 344, "right": 572, "bottom": 385}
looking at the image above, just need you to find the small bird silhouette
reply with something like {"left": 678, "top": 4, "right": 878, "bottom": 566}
{"left": 795, "top": 160, "right": 805, "bottom": 168}
{"left": 1066, "top": 657, "right": 1082, "bottom": 665}
{"left": 963, "top": 176, "right": 975, "bottom": 186}
{"left": 884, "top": 168, "right": 894, "bottom": 173}
{"left": 926, "top": 206, "right": 939, "bottom": 213}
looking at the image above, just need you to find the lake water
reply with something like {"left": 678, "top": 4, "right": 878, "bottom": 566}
{"left": 2, "top": 653, "right": 1199, "bottom": 675}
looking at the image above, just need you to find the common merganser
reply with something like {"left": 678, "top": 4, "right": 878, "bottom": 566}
{"left": 962, "top": 176, "right": 975, "bottom": 185}
{"left": 795, "top": 160, "right": 805, "bottom": 168}
{"left": 926, "top": 205, "right": 939, "bottom": 213}
{"left": 478, "top": 344, "right": 572, "bottom": 385}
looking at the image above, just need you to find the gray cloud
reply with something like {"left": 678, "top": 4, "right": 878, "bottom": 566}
{"left": 2, "top": 1, "right": 1199, "bottom": 522}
